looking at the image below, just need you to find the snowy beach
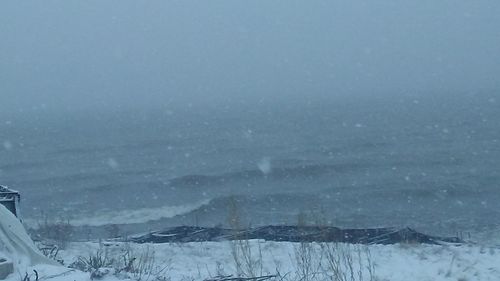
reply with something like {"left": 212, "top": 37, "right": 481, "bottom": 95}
{"left": 3, "top": 240, "right": 500, "bottom": 281}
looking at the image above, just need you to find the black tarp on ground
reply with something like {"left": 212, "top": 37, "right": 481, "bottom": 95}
{"left": 131, "top": 225, "right": 462, "bottom": 245}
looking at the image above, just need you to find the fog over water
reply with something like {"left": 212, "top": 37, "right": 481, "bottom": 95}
{"left": 2, "top": 0, "right": 500, "bottom": 111}
{"left": 1, "top": 1, "right": 500, "bottom": 239}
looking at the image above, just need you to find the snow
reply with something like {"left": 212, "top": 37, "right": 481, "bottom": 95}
{"left": 2, "top": 240, "right": 499, "bottom": 281}
{"left": 1, "top": 206, "right": 499, "bottom": 281}
{"left": 257, "top": 157, "right": 272, "bottom": 175}
{"left": 0, "top": 204, "right": 58, "bottom": 268}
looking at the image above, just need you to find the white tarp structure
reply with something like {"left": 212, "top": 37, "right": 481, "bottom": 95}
{"left": 0, "top": 204, "right": 59, "bottom": 273}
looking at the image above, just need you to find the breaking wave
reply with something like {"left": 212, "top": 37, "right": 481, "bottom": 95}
{"left": 69, "top": 199, "right": 212, "bottom": 227}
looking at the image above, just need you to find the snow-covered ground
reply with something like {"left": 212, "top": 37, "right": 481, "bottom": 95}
{"left": 2, "top": 240, "right": 500, "bottom": 281}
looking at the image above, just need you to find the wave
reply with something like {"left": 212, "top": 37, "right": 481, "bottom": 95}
{"left": 158, "top": 193, "right": 324, "bottom": 226}
{"left": 168, "top": 163, "right": 366, "bottom": 188}
{"left": 68, "top": 199, "right": 212, "bottom": 227}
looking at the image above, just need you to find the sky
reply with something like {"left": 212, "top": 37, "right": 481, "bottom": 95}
{"left": 1, "top": 0, "right": 499, "bottom": 113}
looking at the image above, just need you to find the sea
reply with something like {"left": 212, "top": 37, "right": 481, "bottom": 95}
{"left": 1, "top": 93, "right": 499, "bottom": 241}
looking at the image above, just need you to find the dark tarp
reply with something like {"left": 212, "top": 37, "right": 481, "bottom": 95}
{"left": 131, "top": 225, "right": 462, "bottom": 245}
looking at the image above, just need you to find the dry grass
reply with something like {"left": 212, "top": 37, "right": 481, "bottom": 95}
{"left": 69, "top": 243, "right": 170, "bottom": 281}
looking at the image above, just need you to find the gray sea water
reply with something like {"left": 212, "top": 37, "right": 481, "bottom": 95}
{"left": 1, "top": 94, "right": 499, "bottom": 239}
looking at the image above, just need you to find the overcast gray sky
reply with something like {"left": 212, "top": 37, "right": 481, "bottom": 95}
{"left": 1, "top": 0, "right": 499, "bottom": 113}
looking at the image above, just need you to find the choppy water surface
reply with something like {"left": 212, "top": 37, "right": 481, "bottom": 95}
{"left": 1, "top": 94, "right": 499, "bottom": 239}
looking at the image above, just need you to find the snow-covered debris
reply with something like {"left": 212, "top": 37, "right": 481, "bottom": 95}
{"left": 0, "top": 204, "right": 60, "bottom": 278}
{"left": 0, "top": 186, "right": 20, "bottom": 218}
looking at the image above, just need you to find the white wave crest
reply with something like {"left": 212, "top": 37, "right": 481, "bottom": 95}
{"left": 68, "top": 199, "right": 211, "bottom": 227}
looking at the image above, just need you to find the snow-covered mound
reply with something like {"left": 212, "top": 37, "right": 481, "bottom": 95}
{"left": 0, "top": 204, "right": 59, "bottom": 278}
